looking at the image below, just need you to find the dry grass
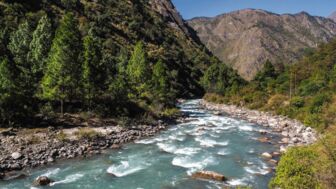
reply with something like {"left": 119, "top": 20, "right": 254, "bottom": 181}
{"left": 74, "top": 128, "right": 101, "bottom": 140}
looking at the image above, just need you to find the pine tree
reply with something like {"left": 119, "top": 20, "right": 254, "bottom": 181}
{"left": 152, "top": 59, "right": 171, "bottom": 102}
{"left": 29, "top": 15, "right": 53, "bottom": 80}
{"left": 82, "top": 31, "right": 103, "bottom": 110}
{"left": 8, "top": 21, "right": 33, "bottom": 69}
{"left": 109, "top": 48, "right": 129, "bottom": 102}
{"left": 127, "top": 42, "right": 151, "bottom": 99}
{"left": 8, "top": 20, "right": 35, "bottom": 94}
{"left": 41, "top": 13, "right": 82, "bottom": 115}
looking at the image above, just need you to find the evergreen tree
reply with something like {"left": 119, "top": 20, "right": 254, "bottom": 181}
{"left": 82, "top": 31, "right": 103, "bottom": 109}
{"left": 29, "top": 15, "right": 53, "bottom": 80}
{"left": 152, "top": 59, "right": 172, "bottom": 103}
{"left": 127, "top": 42, "right": 151, "bottom": 99}
{"left": 41, "top": 13, "right": 82, "bottom": 115}
{"left": 254, "top": 60, "right": 277, "bottom": 81}
{"left": 8, "top": 21, "right": 32, "bottom": 69}
{"left": 8, "top": 20, "right": 35, "bottom": 93}
{"left": 109, "top": 48, "right": 129, "bottom": 102}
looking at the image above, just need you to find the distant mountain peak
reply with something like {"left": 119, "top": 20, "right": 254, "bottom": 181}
{"left": 188, "top": 9, "right": 336, "bottom": 80}
{"left": 329, "top": 11, "right": 336, "bottom": 22}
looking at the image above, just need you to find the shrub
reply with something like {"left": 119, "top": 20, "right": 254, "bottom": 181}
{"left": 291, "top": 96, "right": 305, "bottom": 108}
{"left": 269, "top": 147, "right": 320, "bottom": 189}
{"left": 161, "top": 108, "right": 180, "bottom": 117}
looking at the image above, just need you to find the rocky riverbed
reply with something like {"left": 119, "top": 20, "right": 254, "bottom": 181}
{"left": 200, "top": 100, "right": 318, "bottom": 153}
{"left": 0, "top": 122, "right": 168, "bottom": 180}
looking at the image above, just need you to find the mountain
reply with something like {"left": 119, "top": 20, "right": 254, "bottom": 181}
{"left": 1, "top": 0, "right": 231, "bottom": 125}
{"left": 188, "top": 9, "right": 336, "bottom": 80}
{"left": 329, "top": 11, "right": 336, "bottom": 22}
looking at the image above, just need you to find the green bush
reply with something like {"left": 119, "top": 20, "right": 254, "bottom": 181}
{"left": 291, "top": 96, "right": 305, "bottom": 108}
{"left": 270, "top": 147, "right": 320, "bottom": 189}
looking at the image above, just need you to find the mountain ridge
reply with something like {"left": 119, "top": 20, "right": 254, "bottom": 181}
{"left": 188, "top": 9, "right": 336, "bottom": 80}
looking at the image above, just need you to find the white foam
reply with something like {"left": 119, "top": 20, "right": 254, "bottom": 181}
{"left": 217, "top": 125, "right": 236, "bottom": 131}
{"left": 107, "top": 161, "right": 144, "bottom": 177}
{"left": 172, "top": 156, "right": 215, "bottom": 170}
{"left": 135, "top": 138, "right": 156, "bottom": 144}
{"left": 175, "top": 147, "right": 200, "bottom": 155}
{"left": 217, "top": 149, "right": 230, "bottom": 156}
{"left": 195, "top": 137, "right": 229, "bottom": 147}
{"left": 42, "top": 168, "right": 61, "bottom": 177}
{"left": 50, "top": 173, "right": 84, "bottom": 186}
{"left": 238, "top": 125, "right": 254, "bottom": 131}
{"left": 168, "top": 134, "right": 185, "bottom": 141}
{"left": 157, "top": 142, "right": 176, "bottom": 154}
{"left": 244, "top": 162, "right": 270, "bottom": 175}
{"left": 227, "top": 178, "right": 247, "bottom": 186}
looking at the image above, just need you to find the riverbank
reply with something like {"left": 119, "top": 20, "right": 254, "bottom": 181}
{"left": 200, "top": 100, "right": 318, "bottom": 152}
{"left": 0, "top": 114, "right": 177, "bottom": 180}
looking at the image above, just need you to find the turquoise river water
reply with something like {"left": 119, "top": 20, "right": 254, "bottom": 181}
{"left": 0, "top": 100, "right": 279, "bottom": 189}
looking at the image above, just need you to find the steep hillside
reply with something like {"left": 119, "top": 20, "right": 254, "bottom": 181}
{"left": 189, "top": 9, "right": 336, "bottom": 80}
{"left": 1, "top": 0, "right": 240, "bottom": 126}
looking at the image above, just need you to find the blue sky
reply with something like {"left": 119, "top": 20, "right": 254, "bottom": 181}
{"left": 171, "top": 0, "right": 336, "bottom": 19}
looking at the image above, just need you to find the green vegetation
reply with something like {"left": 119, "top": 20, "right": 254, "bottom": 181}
{"left": 203, "top": 39, "right": 336, "bottom": 131}
{"left": 0, "top": 0, "right": 227, "bottom": 127}
{"left": 203, "top": 39, "right": 336, "bottom": 188}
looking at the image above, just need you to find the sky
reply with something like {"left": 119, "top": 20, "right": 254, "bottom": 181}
{"left": 171, "top": 0, "right": 336, "bottom": 20}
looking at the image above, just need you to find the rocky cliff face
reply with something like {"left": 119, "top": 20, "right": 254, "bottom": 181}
{"left": 188, "top": 9, "right": 336, "bottom": 80}
{"left": 149, "top": 0, "right": 202, "bottom": 45}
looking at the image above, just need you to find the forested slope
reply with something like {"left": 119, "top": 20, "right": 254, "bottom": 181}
{"left": 0, "top": 0, "right": 242, "bottom": 127}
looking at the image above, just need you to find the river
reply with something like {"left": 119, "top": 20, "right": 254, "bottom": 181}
{"left": 0, "top": 100, "right": 279, "bottom": 189}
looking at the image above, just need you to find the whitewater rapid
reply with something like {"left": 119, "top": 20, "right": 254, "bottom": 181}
{"left": 1, "top": 100, "right": 279, "bottom": 189}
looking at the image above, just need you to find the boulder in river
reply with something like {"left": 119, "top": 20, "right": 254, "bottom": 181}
{"left": 261, "top": 152, "right": 272, "bottom": 159}
{"left": 33, "top": 176, "right": 54, "bottom": 186}
{"left": 192, "top": 171, "right": 227, "bottom": 182}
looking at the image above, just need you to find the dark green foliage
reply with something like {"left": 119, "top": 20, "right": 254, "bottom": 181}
{"left": 201, "top": 58, "right": 245, "bottom": 94}
{"left": 8, "top": 21, "right": 32, "bottom": 68}
{"left": 0, "top": 0, "right": 216, "bottom": 126}
{"left": 0, "top": 57, "right": 33, "bottom": 126}
{"left": 152, "top": 59, "right": 175, "bottom": 106}
{"left": 29, "top": 15, "right": 53, "bottom": 81}
{"left": 82, "top": 30, "right": 104, "bottom": 109}
{"left": 254, "top": 60, "right": 277, "bottom": 82}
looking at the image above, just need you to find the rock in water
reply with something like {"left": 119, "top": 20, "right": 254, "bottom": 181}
{"left": 192, "top": 171, "right": 227, "bottom": 181}
{"left": 33, "top": 176, "right": 54, "bottom": 186}
{"left": 261, "top": 152, "right": 273, "bottom": 159}
{"left": 11, "top": 152, "right": 22, "bottom": 160}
